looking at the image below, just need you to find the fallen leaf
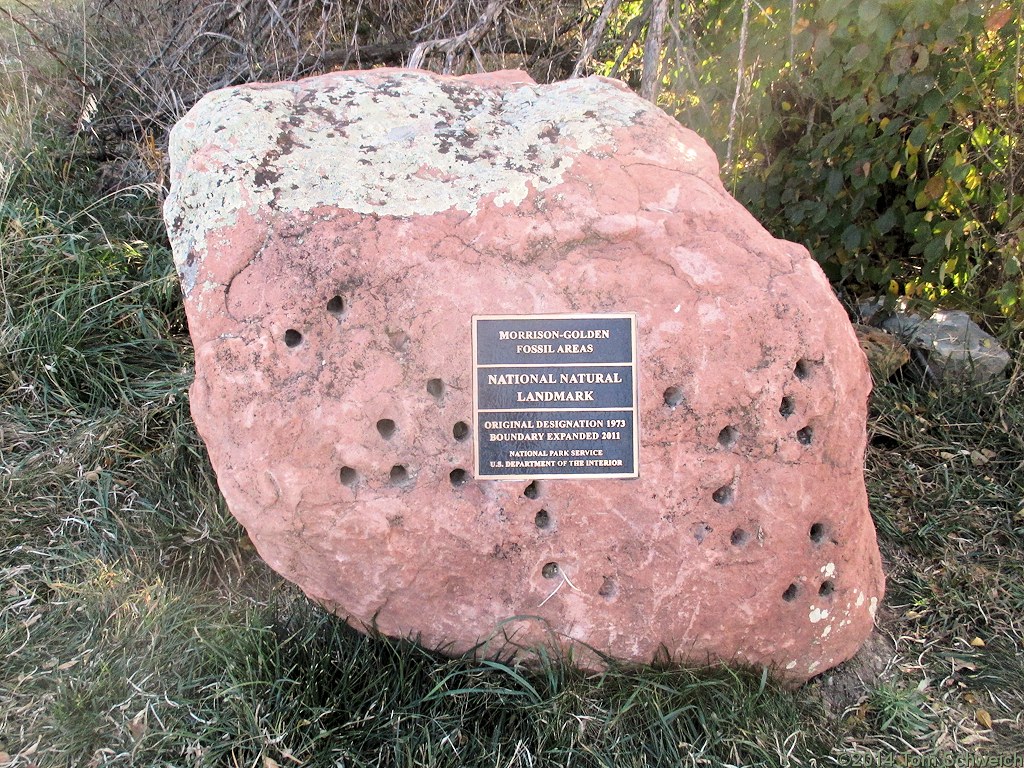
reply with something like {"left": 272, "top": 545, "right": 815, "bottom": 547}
{"left": 264, "top": 758, "right": 281, "bottom": 768}
{"left": 83, "top": 470, "right": 100, "bottom": 482}
{"left": 976, "top": 708, "right": 993, "bottom": 729}
{"left": 970, "top": 637, "right": 986, "bottom": 648}
{"left": 964, "top": 692, "right": 979, "bottom": 704}
{"left": 970, "top": 450, "right": 989, "bottom": 467}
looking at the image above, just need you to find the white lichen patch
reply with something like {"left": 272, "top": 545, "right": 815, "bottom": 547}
{"left": 855, "top": 591, "right": 866, "bottom": 608}
{"left": 820, "top": 562, "right": 836, "bottom": 578}
{"left": 786, "top": 660, "right": 797, "bottom": 670}
{"left": 164, "top": 72, "right": 654, "bottom": 291}
{"left": 821, "top": 624, "right": 831, "bottom": 638}
{"left": 809, "top": 606, "right": 829, "bottom": 624}
{"left": 868, "top": 596, "right": 878, "bottom": 618}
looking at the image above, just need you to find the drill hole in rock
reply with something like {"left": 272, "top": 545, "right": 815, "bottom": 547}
{"left": 663, "top": 386, "right": 685, "bottom": 408}
{"left": 693, "top": 522, "right": 713, "bottom": 544}
{"left": 809, "top": 522, "right": 827, "bottom": 544}
{"left": 542, "top": 562, "right": 560, "bottom": 579}
{"left": 389, "top": 464, "right": 410, "bottom": 486}
{"left": 376, "top": 418, "right": 397, "bottom": 439}
{"left": 598, "top": 576, "right": 617, "bottom": 599}
{"left": 452, "top": 421, "right": 470, "bottom": 441}
{"left": 535, "top": 509, "right": 551, "bottom": 529}
{"left": 717, "top": 425, "right": 739, "bottom": 449}
{"left": 523, "top": 480, "right": 540, "bottom": 500}
{"left": 819, "top": 579, "right": 835, "bottom": 598}
{"left": 284, "top": 329, "right": 303, "bottom": 347}
{"left": 782, "top": 583, "right": 800, "bottom": 602}
{"left": 712, "top": 483, "right": 734, "bottom": 505}
{"left": 730, "top": 528, "right": 751, "bottom": 547}
{"left": 426, "top": 378, "right": 444, "bottom": 399}
{"left": 326, "top": 295, "right": 345, "bottom": 316}
{"left": 339, "top": 466, "right": 358, "bottom": 486}
{"left": 779, "top": 396, "right": 796, "bottom": 419}
{"left": 797, "top": 425, "right": 814, "bottom": 445}
{"left": 449, "top": 468, "right": 469, "bottom": 487}
{"left": 794, "top": 358, "right": 812, "bottom": 380}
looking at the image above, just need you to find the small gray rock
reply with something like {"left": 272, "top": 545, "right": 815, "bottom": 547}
{"left": 886, "top": 310, "right": 1008, "bottom": 384}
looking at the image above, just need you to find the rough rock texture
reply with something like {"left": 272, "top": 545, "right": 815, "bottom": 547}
{"left": 859, "top": 300, "right": 1010, "bottom": 384}
{"left": 884, "top": 310, "right": 1009, "bottom": 384}
{"left": 165, "top": 68, "right": 885, "bottom": 683}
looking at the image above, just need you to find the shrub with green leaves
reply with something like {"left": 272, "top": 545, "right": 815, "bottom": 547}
{"left": 658, "top": 0, "right": 1022, "bottom": 320}
{"left": 740, "top": 0, "right": 1022, "bottom": 316}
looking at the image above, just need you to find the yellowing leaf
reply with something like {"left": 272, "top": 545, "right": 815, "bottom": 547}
{"left": 970, "top": 636, "right": 986, "bottom": 647}
{"left": 976, "top": 708, "right": 993, "bottom": 729}
{"left": 924, "top": 173, "right": 945, "bottom": 200}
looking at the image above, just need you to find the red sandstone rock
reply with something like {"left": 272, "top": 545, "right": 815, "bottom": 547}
{"left": 164, "top": 68, "right": 884, "bottom": 683}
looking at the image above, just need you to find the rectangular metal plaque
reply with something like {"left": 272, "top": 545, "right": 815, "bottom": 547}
{"left": 473, "top": 313, "right": 639, "bottom": 480}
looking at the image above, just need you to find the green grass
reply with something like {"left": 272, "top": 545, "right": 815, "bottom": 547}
{"left": 2, "top": 6, "right": 1024, "bottom": 765}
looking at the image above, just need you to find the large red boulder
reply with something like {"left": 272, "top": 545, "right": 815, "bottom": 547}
{"left": 165, "top": 68, "right": 884, "bottom": 683}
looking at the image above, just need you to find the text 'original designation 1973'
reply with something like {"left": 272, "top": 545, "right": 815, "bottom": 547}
{"left": 473, "top": 313, "right": 639, "bottom": 480}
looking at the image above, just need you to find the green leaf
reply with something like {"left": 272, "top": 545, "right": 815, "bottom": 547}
{"left": 923, "top": 236, "right": 947, "bottom": 264}
{"left": 920, "top": 89, "right": 944, "bottom": 117}
{"left": 909, "top": 122, "right": 930, "bottom": 149}
{"left": 825, "top": 169, "right": 844, "bottom": 197}
{"left": 841, "top": 224, "right": 862, "bottom": 251}
{"left": 876, "top": 207, "right": 897, "bottom": 235}
{"left": 859, "top": 0, "right": 881, "bottom": 24}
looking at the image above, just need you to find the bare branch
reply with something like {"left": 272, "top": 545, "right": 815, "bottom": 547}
{"left": 572, "top": 0, "right": 622, "bottom": 78}
{"left": 640, "top": 0, "right": 668, "bottom": 102}
{"left": 408, "top": 0, "right": 508, "bottom": 72}
{"left": 608, "top": 5, "right": 648, "bottom": 79}
{"left": 726, "top": 0, "right": 752, "bottom": 171}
